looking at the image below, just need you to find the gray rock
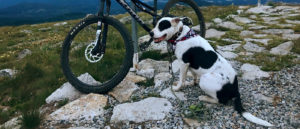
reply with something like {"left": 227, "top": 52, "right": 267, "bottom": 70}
{"left": 218, "top": 21, "right": 243, "bottom": 30}
{"left": 249, "top": 25, "right": 267, "bottom": 30}
{"left": 217, "top": 44, "right": 241, "bottom": 52}
{"left": 192, "top": 22, "right": 212, "bottom": 30}
{"left": 245, "top": 38, "right": 271, "bottom": 46}
{"left": 282, "top": 34, "right": 300, "bottom": 40}
{"left": 238, "top": 51, "right": 254, "bottom": 56}
{"left": 20, "top": 29, "right": 32, "bottom": 34}
{"left": 252, "top": 93, "right": 273, "bottom": 103}
{"left": 278, "top": 24, "right": 295, "bottom": 27}
{"left": 147, "top": 41, "right": 168, "bottom": 54}
{"left": 205, "top": 29, "right": 225, "bottom": 38}
{"left": 234, "top": 17, "right": 255, "bottom": 24}
{"left": 46, "top": 73, "right": 100, "bottom": 103}
{"left": 160, "top": 88, "right": 187, "bottom": 101}
{"left": 17, "top": 49, "right": 32, "bottom": 59}
{"left": 54, "top": 22, "right": 68, "bottom": 26}
{"left": 137, "top": 59, "right": 170, "bottom": 78}
{"left": 154, "top": 72, "right": 172, "bottom": 87}
{"left": 108, "top": 79, "right": 139, "bottom": 102}
{"left": 253, "top": 34, "right": 268, "bottom": 38}
{"left": 237, "top": 10, "right": 243, "bottom": 15}
{"left": 110, "top": 97, "right": 173, "bottom": 123}
{"left": 47, "top": 94, "right": 107, "bottom": 121}
{"left": 68, "top": 127, "right": 97, "bottom": 129}
{"left": 120, "top": 16, "right": 131, "bottom": 24}
{"left": 240, "top": 63, "right": 269, "bottom": 80}
{"left": 38, "top": 27, "right": 51, "bottom": 31}
{"left": 246, "top": 6, "right": 272, "bottom": 14}
{"left": 286, "top": 20, "right": 300, "bottom": 24}
{"left": 221, "top": 38, "right": 243, "bottom": 44}
{"left": 270, "top": 41, "right": 294, "bottom": 55}
{"left": 243, "top": 42, "right": 266, "bottom": 52}
{"left": 261, "top": 29, "right": 294, "bottom": 35}
{"left": 250, "top": 15, "right": 257, "bottom": 19}
{"left": 0, "top": 69, "right": 17, "bottom": 78}
{"left": 138, "top": 35, "right": 151, "bottom": 44}
{"left": 217, "top": 50, "right": 238, "bottom": 59}
{"left": 136, "top": 68, "right": 155, "bottom": 79}
{"left": 240, "top": 30, "right": 255, "bottom": 37}
{"left": 213, "top": 18, "right": 222, "bottom": 24}
{"left": 183, "top": 117, "right": 201, "bottom": 127}
{"left": 262, "top": 17, "right": 280, "bottom": 22}
{"left": 124, "top": 72, "right": 146, "bottom": 83}
{"left": 0, "top": 116, "right": 21, "bottom": 129}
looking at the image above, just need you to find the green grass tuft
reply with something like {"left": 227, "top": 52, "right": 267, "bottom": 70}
{"left": 57, "top": 99, "right": 69, "bottom": 108}
{"left": 293, "top": 24, "right": 300, "bottom": 33}
{"left": 21, "top": 110, "right": 42, "bottom": 129}
{"left": 140, "top": 50, "right": 169, "bottom": 61}
{"left": 184, "top": 102, "right": 211, "bottom": 122}
{"left": 292, "top": 38, "right": 300, "bottom": 54}
{"left": 137, "top": 78, "right": 154, "bottom": 87}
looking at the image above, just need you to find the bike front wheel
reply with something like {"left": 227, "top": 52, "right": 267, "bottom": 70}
{"left": 162, "top": 0, "right": 206, "bottom": 38}
{"left": 61, "top": 15, "right": 133, "bottom": 93}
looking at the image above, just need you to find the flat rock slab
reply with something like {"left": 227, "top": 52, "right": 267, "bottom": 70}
{"left": 154, "top": 72, "right": 172, "bottom": 87}
{"left": 160, "top": 88, "right": 187, "bottom": 101}
{"left": 234, "top": 17, "right": 255, "bottom": 24}
{"left": 261, "top": 29, "right": 294, "bottom": 35}
{"left": 183, "top": 117, "right": 201, "bottom": 127}
{"left": 46, "top": 73, "right": 100, "bottom": 104}
{"left": 249, "top": 25, "right": 267, "bottom": 30}
{"left": 137, "top": 59, "right": 170, "bottom": 78}
{"left": 217, "top": 50, "right": 238, "bottom": 59}
{"left": 125, "top": 72, "right": 146, "bottom": 83}
{"left": 47, "top": 93, "right": 107, "bottom": 121}
{"left": 246, "top": 6, "right": 272, "bottom": 14}
{"left": 252, "top": 93, "right": 273, "bottom": 103}
{"left": 270, "top": 41, "right": 294, "bottom": 55}
{"left": 240, "top": 63, "right": 270, "bottom": 80}
{"left": 110, "top": 97, "right": 173, "bottom": 123}
{"left": 240, "top": 30, "right": 255, "bottom": 37}
{"left": 205, "top": 29, "right": 225, "bottom": 38}
{"left": 218, "top": 21, "right": 243, "bottom": 30}
{"left": 282, "top": 34, "right": 300, "bottom": 40}
{"left": 245, "top": 38, "right": 271, "bottom": 46}
{"left": 243, "top": 42, "right": 266, "bottom": 53}
{"left": 108, "top": 79, "right": 139, "bottom": 102}
{"left": 217, "top": 44, "right": 241, "bottom": 52}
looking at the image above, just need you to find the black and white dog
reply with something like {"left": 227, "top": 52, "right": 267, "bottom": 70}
{"left": 150, "top": 17, "right": 273, "bottom": 127}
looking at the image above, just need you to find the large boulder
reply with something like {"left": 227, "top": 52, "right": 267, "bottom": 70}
{"left": 110, "top": 97, "right": 173, "bottom": 123}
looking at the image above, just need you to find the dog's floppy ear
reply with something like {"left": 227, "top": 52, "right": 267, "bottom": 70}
{"left": 172, "top": 17, "right": 181, "bottom": 24}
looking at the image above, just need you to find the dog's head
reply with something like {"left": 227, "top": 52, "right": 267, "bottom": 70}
{"left": 150, "top": 17, "right": 183, "bottom": 43}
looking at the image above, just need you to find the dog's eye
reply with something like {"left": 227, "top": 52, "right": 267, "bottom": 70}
{"left": 159, "top": 20, "right": 171, "bottom": 31}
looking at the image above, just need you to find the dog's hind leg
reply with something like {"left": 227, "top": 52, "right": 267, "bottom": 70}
{"left": 172, "top": 63, "right": 190, "bottom": 91}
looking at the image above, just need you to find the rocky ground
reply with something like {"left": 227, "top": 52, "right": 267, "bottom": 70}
{"left": 1, "top": 5, "right": 300, "bottom": 129}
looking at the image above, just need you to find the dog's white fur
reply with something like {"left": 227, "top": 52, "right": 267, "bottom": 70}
{"left": 151, "top": 17, "right": 273, "bottom": 127}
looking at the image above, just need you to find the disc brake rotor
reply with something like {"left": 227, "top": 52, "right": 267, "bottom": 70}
{"left": 85, "top": 42, "right": 103, "bottom": 63}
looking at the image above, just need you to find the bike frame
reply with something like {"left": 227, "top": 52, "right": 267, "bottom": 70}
{"left": 98, "top": 0, "right": 159, "bottom": 32}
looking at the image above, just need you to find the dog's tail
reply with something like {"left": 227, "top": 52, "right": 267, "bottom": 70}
{"left": 234, "top": 94, "right": 273, "bottom": 127}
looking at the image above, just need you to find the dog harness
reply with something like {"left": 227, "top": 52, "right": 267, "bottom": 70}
{"left": 167, "top": 29, "right": 198, "bottom": 46}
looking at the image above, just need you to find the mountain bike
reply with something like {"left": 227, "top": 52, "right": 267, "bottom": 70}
{"left": 61, "top": 0, "right": 206, "bottom": 93}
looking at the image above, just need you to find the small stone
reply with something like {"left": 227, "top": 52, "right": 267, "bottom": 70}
{"left": 160, "top": 88, "right": 187, "bottom": 101}
{"left": 154, "top": 72, "right": 172, "bottom": 87}
{"left": 110, "top": 97, "right": 172, "bottom": 123}
{"left": 47, "top": 93, "right": 107, "bottom": 121}
{"left": 240, "top": 30, "right": 255, "bottom": 37}
{"left": 20, "top": 29, "right": 32, "bottom": 34}
{"left": 221, "top": 39, "right": 243, "bottom": 44}
{"left": 54, "top": 22, "right": 68, "bottom": 26}
{"left": 108, "top": 79, "right": 139, "bottom": 102}
{"left": 249, "top": 25, "right": 267, "bottom": 30}
{"left": 243, "top": 42, "right": 265, "bottom": 52}
{"left": 238, "top": 52, "right": 254, "bottom": 56}
{"left": 253, "top": 34, "right": 268, "bottom": 38}
{"left": 261, "top": 17, "right": 280, "bottom": 22}
{"left": 183, "top": 117, "right": 201, "bottom": 127}
{"left": 38, "top": 27, "right": 52, "bottom": 31}
{"left": 250, "top": 15, "right": 257, "bottom": 19}
{"left": 205, "top": 29, "right": 225, "bottom": 38}
{"left": 0, "top": 69, "right": 17, "bottom": 78}
{"left": 125, "top": 72, "right": 146, "bottom": 83}
{"left": 213, "top": 18, "right": 222, "bottom": 24}
{"left": 120, "top": 16, "right": 131, "bottom": 24}
{"left": 270, "top": 41, "right": 294, "bottom": 55}
{"left": 240, "top": 63, "right": 269, "bottom": 80}
{"left": 286, "top": 20, "right": 300, "bottom": 24}
{"left": 252, "top": 93, "right": 273, "bottom": 103}
{"left": 217, "top": 44, "right": 241, "bottom": 52}
{"left": 17, "top": 49, "right": 32, "bottom": 59}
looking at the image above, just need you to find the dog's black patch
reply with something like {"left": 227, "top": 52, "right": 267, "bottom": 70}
{"left": 182, "top": 47, "right": 218, "bottom": 69}
{"left": 158, "top": 20, "right": 171, "bottom": 31}
{"left": 216, "top": 76, "right": 245, "bottom": 114}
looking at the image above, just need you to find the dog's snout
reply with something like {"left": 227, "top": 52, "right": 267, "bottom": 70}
{"left": 149, "top": 31, "right": 154, "bottom": 37}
